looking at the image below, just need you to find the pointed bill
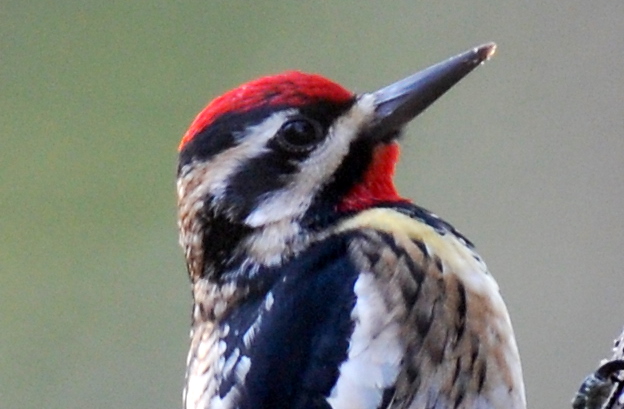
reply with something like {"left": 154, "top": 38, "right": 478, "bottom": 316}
{"left": 369, "top": 43, "right": 496, "bottom": 136}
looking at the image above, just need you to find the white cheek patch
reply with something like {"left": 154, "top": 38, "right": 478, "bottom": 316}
{"left": 244, "top": 95, "right": 377, "bottom": 227}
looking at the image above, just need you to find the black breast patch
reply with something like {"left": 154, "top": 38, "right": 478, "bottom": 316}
{"left": 218, "top": 233, "right": 361, "bottom": 409}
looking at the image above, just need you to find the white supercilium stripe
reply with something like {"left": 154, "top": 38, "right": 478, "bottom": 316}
{"left": 245, "top": 94, "right": 376, "bottom": 227}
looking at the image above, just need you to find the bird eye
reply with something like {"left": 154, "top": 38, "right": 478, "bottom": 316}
{"left": 275, "top": 118, "right": 323, "bottom": 152}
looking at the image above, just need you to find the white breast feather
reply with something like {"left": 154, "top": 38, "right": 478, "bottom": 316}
{"left": 327, "top": 272, "right": 403, "bottom": 409}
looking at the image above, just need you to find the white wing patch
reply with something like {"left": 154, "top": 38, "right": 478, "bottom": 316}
{"left": 327, "top": 272, "right": 403, "bottom": 409}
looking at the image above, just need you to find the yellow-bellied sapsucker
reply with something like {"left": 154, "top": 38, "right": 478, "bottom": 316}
{"left": 176, "top": 43, "right": 526, "bottom": 409}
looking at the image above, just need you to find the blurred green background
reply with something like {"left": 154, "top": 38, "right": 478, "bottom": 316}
{"left": 2, "top": 2, "right": 624, "bottom": 408}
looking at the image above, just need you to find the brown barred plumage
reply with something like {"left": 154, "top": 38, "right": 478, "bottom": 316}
{"left": 338, "top": 208, "right": 524, "bottom": 408}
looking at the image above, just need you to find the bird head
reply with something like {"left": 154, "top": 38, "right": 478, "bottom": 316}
{"left": 177, "top": 43, "right": 495, "bottom": 280}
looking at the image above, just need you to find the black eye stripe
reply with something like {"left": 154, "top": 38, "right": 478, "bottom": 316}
{"left": 178, "top": 98, "right": 357, "bottom": 221}
{"left": 178, "top": 125, "right": 236, "bottom": 174}
{"left": 178, "top": 107, "right": 285, "bottom": 171}
{"left": 179, "top": 100, "right": 356, "bottom": 171}
{"left": 222, "top": 149, "right": 300, "bottom": 220}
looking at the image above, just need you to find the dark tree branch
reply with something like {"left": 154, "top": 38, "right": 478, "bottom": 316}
{"left": 573, "top": 328, "right": 624, "bottom": 409}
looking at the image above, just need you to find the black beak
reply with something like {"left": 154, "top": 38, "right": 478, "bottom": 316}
{"left": 369, "top": 43, "right": 496, "bottom": 136}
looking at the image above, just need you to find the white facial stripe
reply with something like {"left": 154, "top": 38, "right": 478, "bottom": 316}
{"left": 244, "top": 95, "right": 377, "bottom": 227}
{"left": 190, "top": 110, "right": 295, "bottom": 202}
{"left": 179, "top": 110, "right": 295, "bottom": 215}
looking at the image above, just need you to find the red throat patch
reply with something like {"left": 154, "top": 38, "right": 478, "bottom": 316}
{"left": 338, "top": 142, "right": 408, "bottom": 212}
{"left": 179, "top": 71, "right": 353, "bottom": 151}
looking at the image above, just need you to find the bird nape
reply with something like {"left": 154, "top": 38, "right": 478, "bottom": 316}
{"left": 176, "top": 43, "right": 526, "bottom": 409}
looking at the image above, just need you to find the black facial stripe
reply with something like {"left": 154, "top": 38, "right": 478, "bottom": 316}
{"left": 178, "top": 99, "right": 355, "bottom": 173}
{"left": 222, "top": 148, "right": 301, "bottom": 220}
{"left": 302, "top": 124, "right": 406, "bottom": 229}
{"left": 178, "top": 107, "right": 285, "bottom": 172}
{"left": 178, "top": 119, "right": 236, "bottom": 173}
{"left": 223, "top": 100, "right": 357, "bottom": 221}
{"left": 201, "top": 209, "right": 253, "bottom": 278}
{"left": 303, "top": 137, "right": 378, "bottom": 225}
